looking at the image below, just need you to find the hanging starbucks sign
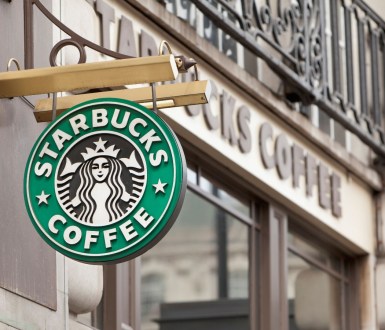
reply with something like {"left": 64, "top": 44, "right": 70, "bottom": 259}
{"left": 24, "top": 98, "right": 186, "bottom": 264}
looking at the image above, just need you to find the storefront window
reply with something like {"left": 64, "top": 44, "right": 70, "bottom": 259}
{"left": 142, "top": 273, "right": 165, "bottom": 319}
{"left": 287, "top": 230, "right": 349, "bottom": 330}
{"left": 200, "top": 172, "right": 250, "bottom": 217}
{"left": 229, "top": 269, "right": 248, "bottom": 298}
{"left": 288, "top": 232, "right": 342, "bottom": 272}
{"left": 186, "top": 165, "right": 198, "bottom": 184}
{"left": 140, "top": 166, "right": 254, "bottom": 330}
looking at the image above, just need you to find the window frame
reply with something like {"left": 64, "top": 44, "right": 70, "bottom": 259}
{"left": 137, "top": 146, "right": 260, "bottom": 330}
{"left": 286, "top": 220, "right": 360, "bottom": 330}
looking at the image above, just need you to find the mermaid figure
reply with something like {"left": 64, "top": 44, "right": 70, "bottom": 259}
{"left": 71, "top": 156, "right": 130, "bottom": 225}
{"left": 57, "top": 137, "right": 144, "bottom": 226}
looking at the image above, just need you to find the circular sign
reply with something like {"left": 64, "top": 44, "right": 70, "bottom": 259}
{"left": 24, "top": 98, "right": 186, "bottom": 263}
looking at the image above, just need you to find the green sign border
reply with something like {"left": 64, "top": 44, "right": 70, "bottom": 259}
{"left": 24, "top": 98, "right": 187, "bottom": 264}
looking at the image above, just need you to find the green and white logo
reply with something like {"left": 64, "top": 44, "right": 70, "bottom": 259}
{"left": 24, "top": 98, "right": 186, "bottom": 263}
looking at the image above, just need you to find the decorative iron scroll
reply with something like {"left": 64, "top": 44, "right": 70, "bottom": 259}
{"left": 235, "top": 0, "right": 323, "bottom": 89}
{"left": 185, "top": 0, "right": 385, "bottom": 158}
{"left": 23, "top": 0, "right": 131, "bottom": 70}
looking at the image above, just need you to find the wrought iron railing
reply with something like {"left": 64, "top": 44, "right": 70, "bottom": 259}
{"left": 175, "top": 0, "right": 385, "bottom": 158}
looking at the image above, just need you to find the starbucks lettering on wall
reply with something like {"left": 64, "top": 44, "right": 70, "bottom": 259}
{"left": 24, "top": 98, "right": 186, "bottom": 263}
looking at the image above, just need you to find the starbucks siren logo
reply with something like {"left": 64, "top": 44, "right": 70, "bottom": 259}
{"left": 24, "top": 98, "right": 186, "bottom": 263}
{"left": 56, "top": 136, "right": 146, "bottom": 225}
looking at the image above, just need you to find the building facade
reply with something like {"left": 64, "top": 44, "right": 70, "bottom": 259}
{"left": 1, "top": 0, "right": 385, "bottom": 329}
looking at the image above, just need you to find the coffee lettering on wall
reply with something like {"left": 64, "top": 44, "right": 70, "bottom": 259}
{"left": 259, "top": 123, "right": 275, "bottom": 169}
{"left": 275, "top": 134, "right": 292, "bottom": 180}
{"left": 118, "top": 16, "right": 137, "bottom": 57}
{"left": 292, "top": 144, "right": 305, "bottom": 188}
{"left": 331, "top": 174, "right": 342, "bottom": 217}
{"left": 141, "top": 29, "right": 158, "bottom": 56}
{"left": 95, "top": 0, "right": 115, "bottom": 49}
{"left": 259, "top": 124, "right": 342, "bottom": 217}
{"left": 221, "top": 91, "right": 238, "bottom": 146}
{"left": 203, "top": 82, "right": 220, "bottom": 131}
{"left": 237, "top": 106, "right": 251, "bottom": 153}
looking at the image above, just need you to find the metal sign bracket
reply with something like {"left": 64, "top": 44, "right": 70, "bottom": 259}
{"left": 0, "top": 0, "right": 210, "bottom": 122}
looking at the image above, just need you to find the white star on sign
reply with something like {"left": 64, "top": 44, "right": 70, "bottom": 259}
{"left": 36, "top": 191, "right": 50, "bottom": 205}
{"left": 93, "top": 137, "right": 107, "bottom": 151}
{"left": 153, "top": 179, "right": 168, "bottom": 194}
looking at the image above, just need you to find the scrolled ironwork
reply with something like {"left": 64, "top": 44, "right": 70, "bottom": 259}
{"left": 158, "top": 40, "right": 173, "bottom": 55}
{"left": 7, "top": 58, "right": 21, "bottom": 72}
{"left": 185, "top": 0, "right": 385, "bottom": 158}
{"left": 256, "top": 4, "right": 273, "bottom": 32}
{"left": 49, "top": 39, "right": 87, "bottom": 67}
{"left": 194, "top": 0, "right": 324, "bottom": 86}
{"left": 293, "top": 33, "right": 307, "bottom": 76}
{"left": 24, "top": 0, "right": 131, "bottom": 70}
{"left": 309, "top": 20, "right": 322, "bottom": 87}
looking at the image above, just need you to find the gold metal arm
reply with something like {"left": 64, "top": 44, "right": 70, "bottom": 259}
{"left": 34, "top": 80, "right": 211, "bottom": 122}
{"left": 0, "top": 55, "right": 178, "bottom": 98}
